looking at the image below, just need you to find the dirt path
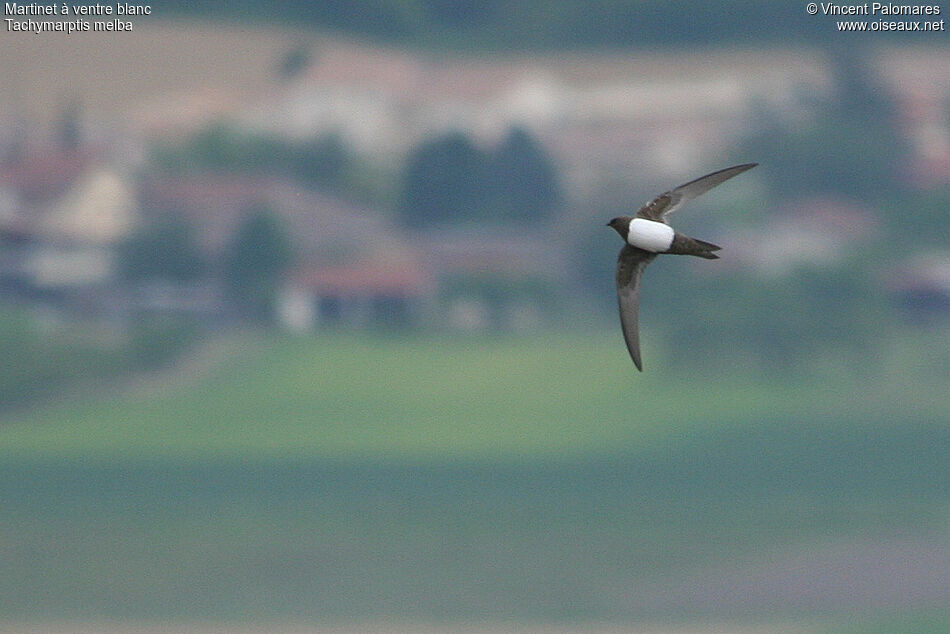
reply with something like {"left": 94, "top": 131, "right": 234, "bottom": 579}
{"left": 121, "top": 331, "right": 265, "bottom": 400}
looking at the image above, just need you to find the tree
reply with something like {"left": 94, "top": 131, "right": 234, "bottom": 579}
{"left": 224, "top": 206, "right": 293, "bottom": 321}
{"left": 293, "top": 134, "right": 350, "bottom": 189}
{"left": 118, "top": 214, "right": 205, "bottom": 283}
{"left": 397, "top": 127, "right": 562, "bottom": 227}
{"left": 397, "top": 131, "right": 486, "bottom": 227}
{"left": 483, "top": 126, "right": 561, "bottom": 222}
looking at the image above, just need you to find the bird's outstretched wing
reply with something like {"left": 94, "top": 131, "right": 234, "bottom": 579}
{"left": 636, "top": 163, "right": 757, "bottom": 222}
{"left": 616, "top": 244, "right": 657, "bottom": 371}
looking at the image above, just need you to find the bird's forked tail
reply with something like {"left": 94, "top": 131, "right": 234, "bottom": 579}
{"left": 668, "top": 233, "right": 722, "bottom": 259}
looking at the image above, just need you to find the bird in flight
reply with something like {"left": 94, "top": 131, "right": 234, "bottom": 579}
{"left": 606, "top": 163, "right": 757, "bottom": 371}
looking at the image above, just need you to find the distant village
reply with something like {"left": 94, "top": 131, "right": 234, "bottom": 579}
{"left": 2, "top": 31, "right": 950, "bottom": 333}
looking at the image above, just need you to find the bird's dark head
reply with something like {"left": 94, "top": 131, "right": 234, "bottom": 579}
{"left": 606, "top": 216, "right": 632, "bottom": 239}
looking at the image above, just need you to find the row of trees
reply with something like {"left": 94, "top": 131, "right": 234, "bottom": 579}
{"left": 398, "top": 127, "right": 561, "bottom": 226}
{"left": 157, "top": 122, "right": 564, "bottom": 228}
{"left": 151, "top": 123, "right": 351, "bottom": 192}
{"left": 119, "top": 206, "right": 292, "bottom": 321}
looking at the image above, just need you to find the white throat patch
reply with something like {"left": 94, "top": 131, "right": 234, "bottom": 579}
{"left": 627, "top": 218, "right": 674, "bottom": 252}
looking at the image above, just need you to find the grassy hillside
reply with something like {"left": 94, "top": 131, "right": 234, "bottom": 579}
{"left": 0, "top": 21, "right": 299, "bottom": 133}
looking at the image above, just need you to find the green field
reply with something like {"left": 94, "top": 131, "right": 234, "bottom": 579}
{"left": 3, "top": 331, "right": 949, "bottom": 461}
{"left": 1, "top": 333, "right": 949, "bottom": 630}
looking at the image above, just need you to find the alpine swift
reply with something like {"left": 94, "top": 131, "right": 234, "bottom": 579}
{"left": 607, "top": 163, "right": 757, "bottom": 371}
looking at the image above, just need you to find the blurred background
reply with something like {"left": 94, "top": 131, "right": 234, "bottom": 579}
{"left": 1, "top": 2, "right": 949, "bottom": 632}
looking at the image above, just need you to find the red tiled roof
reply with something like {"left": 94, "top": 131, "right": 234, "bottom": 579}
{"left": 139, "top": 175, "right": 266, "bottom": 208}
{"left": 295, "top": 262, "right": 432, "bottom": 296}
{"left": 0, "top": 150, "right": 93, "bottom": 202}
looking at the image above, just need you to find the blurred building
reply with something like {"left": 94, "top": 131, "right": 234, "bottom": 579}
{"left": 889, "top": 252, "right": 950, "bottom": 322}
{"left": 728, "top": 196, "right": 880, "bottom": 274}
{"left": 0, "top": 148, "right": 138, "bottom": 307}
{"left": 278, "top": 254, "right": 434, "bottom": 332}
{"left": 876, "top": 45, "right": 950, "bottom": 187}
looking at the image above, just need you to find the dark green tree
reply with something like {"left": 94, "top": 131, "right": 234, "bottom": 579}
{"left": 159, "top": 122, "right": 286, "bottom": 174}
{"left": 188, "top": 122, "right": 242, "bottom": 170}
{"left": 397, "top": 131, "right": 486, "bottom": 227}
{"left": 484, "top": 126, "right": 561, "bottom": 222}
{"left": 151, "top": 124, "right": 359, "bottom": 195}
{"left": 224, "top": 206, "right": 293, "bottom": 321}
{"left": 293, "top": 134, "right": 350, "bottom": 188}
{"left": 118, "top": 214, "right": 205, "bottom": 282}
{"left": 398, "top": 128, "right": 563, "bottom": 226}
